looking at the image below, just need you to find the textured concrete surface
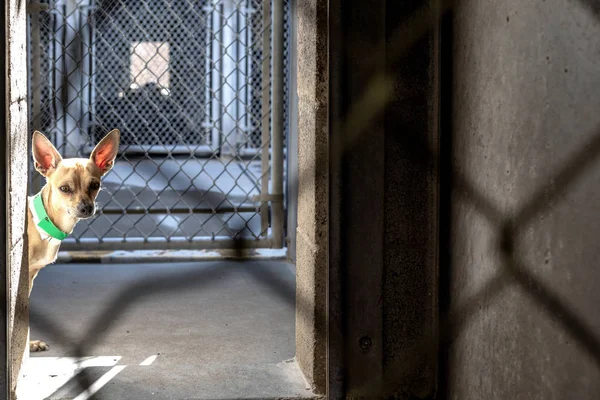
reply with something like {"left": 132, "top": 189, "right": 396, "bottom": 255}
{"left": 381, "top": 1, "right": 438, "bottom": 397}
{"left": 446, "top": 0, "right": 600, "bottom": 398}
{"left": 21, "top": 261, "right": 315, "bottom": 399}
{"left": 5, "top": 0, "right": 31, "bottom": 396}
{"left": 295, "top": 0, "right": 328, "bottom": 393}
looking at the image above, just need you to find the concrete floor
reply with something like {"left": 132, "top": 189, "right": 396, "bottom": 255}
{"left": 20, "top": 261, "right": 313, "bottom": 400}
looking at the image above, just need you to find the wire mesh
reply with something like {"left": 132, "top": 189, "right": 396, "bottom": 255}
{"left": 27, "top": 0, "right": 291, "bottom": 249}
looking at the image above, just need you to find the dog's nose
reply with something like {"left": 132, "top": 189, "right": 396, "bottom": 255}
{"left": 78, "top": 204, "right": 94, "bottom": 217}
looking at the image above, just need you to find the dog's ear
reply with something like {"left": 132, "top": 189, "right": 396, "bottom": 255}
{"left": 90, "top": 129, "right": 120, "bottom": 175}
{"left": 32, "top": 131, "right": 62, "bottom": 177}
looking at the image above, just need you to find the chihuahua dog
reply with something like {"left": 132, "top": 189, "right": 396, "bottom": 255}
{"left": 27, "top": 129, "right": 120, "bottom": 352}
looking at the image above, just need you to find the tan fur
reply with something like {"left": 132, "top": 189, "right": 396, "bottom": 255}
{"left": 27, "top": 129, "right": 120, "bottom": 352}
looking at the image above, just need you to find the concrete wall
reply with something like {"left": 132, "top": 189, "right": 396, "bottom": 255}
{"left": 0, "top": 2, "right": 7, "bottom": 391}
{"left": 445, "top": 0, "right": 600, "bottom": 398}
{"left": 4, "top": 0, "right": 30, "bottom": 397}
{"left": 295, "top": 0, "right": 328, "bottom": 393}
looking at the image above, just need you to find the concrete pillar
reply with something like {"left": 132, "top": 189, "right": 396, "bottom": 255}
{"left": 3, "top": 0, "right": 31, "bottom": 397}
{"left": 294, "top": 0, "right": 328, "bottom": 393}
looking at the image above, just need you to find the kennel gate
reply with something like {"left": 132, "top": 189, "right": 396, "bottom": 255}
{"left": 27, "top": 0, "right": 291, "bottom": 250}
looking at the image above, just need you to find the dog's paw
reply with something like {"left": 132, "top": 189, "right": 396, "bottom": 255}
{"left": 30, "top": 340, "right": 50, "bottom": 352}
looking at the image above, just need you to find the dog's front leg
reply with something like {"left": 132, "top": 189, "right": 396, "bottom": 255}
{"left": 29, "top": 339, "right": 49, "bottom": 352}
{"left": 28, "top": 268, "right": 50, "bottom": 352}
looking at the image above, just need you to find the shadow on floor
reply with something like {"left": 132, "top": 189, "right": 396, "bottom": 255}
{"left": 21, "top": 261, "right": 313, "bottom": 400}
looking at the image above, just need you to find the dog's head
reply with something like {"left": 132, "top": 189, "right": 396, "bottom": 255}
{"left": 32, "top": 129, "right": 120, "bottom": 220}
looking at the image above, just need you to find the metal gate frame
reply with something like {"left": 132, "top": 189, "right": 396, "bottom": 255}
{"left": 27, "top": 0, "right": 287, "bottom": 250}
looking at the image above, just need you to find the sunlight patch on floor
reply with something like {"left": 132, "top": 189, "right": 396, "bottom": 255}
{"left": 17, "top": 355, "right": 158, "bottom": 400}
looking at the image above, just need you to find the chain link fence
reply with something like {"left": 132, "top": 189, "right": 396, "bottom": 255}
{"left": 27, "top": 0, "right": 291, "bottom": 250}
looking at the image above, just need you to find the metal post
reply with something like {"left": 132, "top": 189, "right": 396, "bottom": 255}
{"left": 29, "top": 1, "right": 44, "bottom": 193}
{"left": 63, "top": 0, "right": 81, "bottom": 156}
{"left": 211, "top": 1, "right": 224, "bottom": 156}
{"left": 205, "top": 1, "right": 221, "bottom": 151}
{"left": 260, "top": 0, "right": 271, "bottom": 237}
{"left": 81, "top": 2, "right": 95, "bottom": 144}
{"left": 30, "top": 5, "right": 41, "bottom": 131}
{"left": 285, "top": 0, "right": 298, "bottom": 259}
{"left": 271, "top": 0, "right": 284, "bottom": 248}
{"left": 221, "top": 0, "right": 238, "bottom": 156}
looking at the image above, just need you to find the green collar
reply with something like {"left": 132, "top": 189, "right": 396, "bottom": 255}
{"left": 31, "top": 192, "right": 68, "bottom": 241}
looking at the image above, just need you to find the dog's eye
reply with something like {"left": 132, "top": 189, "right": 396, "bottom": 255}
{"left": 60, "top": 185, "right": 71, "bottom": 193}
{"left": 89, "top": 182, "right": 100, "bottom": 191}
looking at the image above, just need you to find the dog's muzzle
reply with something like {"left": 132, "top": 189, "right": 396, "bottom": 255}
{"left": 76, "top": 203, "right": 95, "bottom": 218}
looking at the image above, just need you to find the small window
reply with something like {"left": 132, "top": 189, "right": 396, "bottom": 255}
{"left": 129, "top": 41, "right": 170, "bottom": 95}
